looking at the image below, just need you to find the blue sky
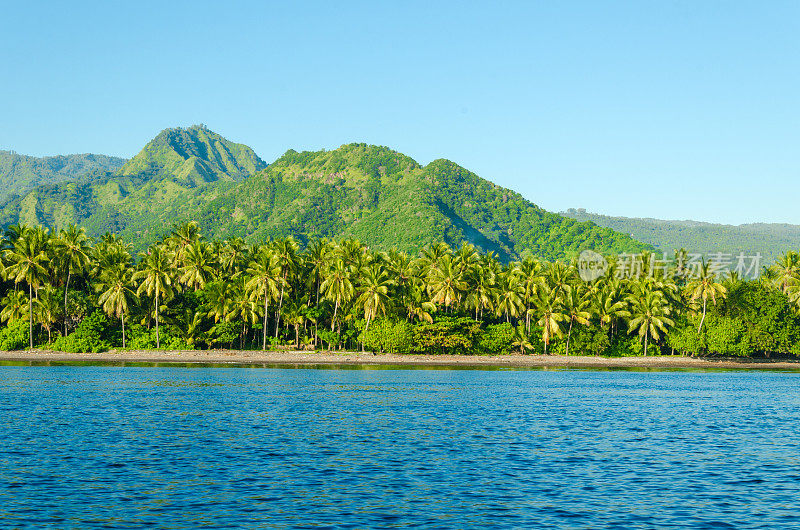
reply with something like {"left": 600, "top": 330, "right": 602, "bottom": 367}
{"left": 1, "top": 1, "right": 798, "bottom": 224}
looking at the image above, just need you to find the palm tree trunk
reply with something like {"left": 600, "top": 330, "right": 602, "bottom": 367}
{"left": 28, "top": 284, "right": 33, "bottom": 350}
{"left": 698, "top": 298, "right": 707, "bottom": 333}
{"left": 155, "top": 287, "right": 160, "bottom": 349}
{"left": 268, "top": 287, "right": 269, "bottom": 350}
{"left": 63, "top": 269, "right": 71, "bottom": 336}
{"left": 566, "top": 320, "right": 573, "bottom": 356}
{"left": 274, "top": 277, "right": 286, "bottom": 338}
{"left": 644, "top": 328, "right": 649, "bottom": 356}
{"left": 122, "top": 314, "right": 126, "bottom": 349}
{"left": 331, "top": 299, "right": 339, "bottom": 332}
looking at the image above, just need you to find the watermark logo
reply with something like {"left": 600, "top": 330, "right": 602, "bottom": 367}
{"left": 578, "top": 249, "right": 608, "bottom": 282}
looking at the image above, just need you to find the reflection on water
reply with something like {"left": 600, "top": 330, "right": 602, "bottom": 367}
{"left": 1, "top": 367, "right": 799, "bottom": 527}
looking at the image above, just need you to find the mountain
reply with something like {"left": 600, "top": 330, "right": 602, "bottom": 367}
{"left": 0, "top": 150, "right": 126, "bottom": 202}
{"left": 118, "top": 124, "right": 265, "bottom": 184}
{"left": 0, "top": 128, "right": 647, "bottom": 260}
{"left": 562, "top": 208, "right": 800, "bottom": 262}
{"left": 185, "top": 144, "right": 649, "bottom": 260}
{"left": 0, "top": 125, "right": 267, "bottom": 235}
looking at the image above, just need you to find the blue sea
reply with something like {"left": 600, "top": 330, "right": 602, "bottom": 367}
{"left": 1, "top": 365, "right": 799, "bottom": 528}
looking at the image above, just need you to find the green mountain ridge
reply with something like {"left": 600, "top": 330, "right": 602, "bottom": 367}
{"left": 562, "top": 208, "right": 800, "bottom": 261}
{"left": 0, "top": 127, "right": 648, "bottom": 260}
{"left": 0, "top": 150, "right": 126, "bottom": 203}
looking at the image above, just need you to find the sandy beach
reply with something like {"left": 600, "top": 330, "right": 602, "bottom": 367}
{"left": 1, "top": 349, "right": 799, "bottom": 370}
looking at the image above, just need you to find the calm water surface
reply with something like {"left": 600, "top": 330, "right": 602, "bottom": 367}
{"left": 1, "top": 367, "right": 799, "bottom": 528}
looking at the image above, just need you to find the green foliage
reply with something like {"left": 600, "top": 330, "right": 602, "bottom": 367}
{"left": 412, "top": 317, "right": 482, "bottom": 355}
{"left": 564, "top": 208, "right": 800, "bottom": 262}
{"left": 476, "top": 322, "right": 515, "bottom": 355}
{"left": 359, "top": 318, "right": 413, "bottom": 353}
{"left": 50, "top": 311, "right": 112, "bottom": 353}
{"left": 0, "top": 150, "right": 125, "bottom": 203}
{"left": 0, "top": 321, "right": 29, "bottom": 351}
{"left": 666, "top": 320, "right": 704, "bottom": 356}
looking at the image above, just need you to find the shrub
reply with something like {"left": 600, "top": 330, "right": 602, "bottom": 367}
{"left": 50, "top": 311, "right": 112, "bottom": 353}
{"left": 360, "top": 319, "right": 413, "bottom": 354}
{"left": 476, "top": 322, "right": 514, "bottom": 355}
{"left": 0, "top": 321, "right": 29, "bottom": 351}
{"left": 412, "top": 317, "right": 481, "bottom": 355}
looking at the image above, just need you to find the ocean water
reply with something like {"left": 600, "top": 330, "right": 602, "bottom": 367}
{"left": 1, "top": 366, "right": 799, "bottom": 528}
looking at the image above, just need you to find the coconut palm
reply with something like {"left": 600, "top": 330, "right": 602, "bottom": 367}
{"left": 96, "top": 264, "right": 137, "bottom": 348}
{"left": 511, "top": 323, "right": 534, "bottom": 354}
{"left": 179, "top": 241, "right": 216, "bottom": 290}
{"left": 33, "top": 286, "right": 60, "bottom": 344}
{"left": 55, "top": 225, "right": 92, "bottom": 335}
{"left": 205, "top": 280, "right": 233, "bottom": 324}
{"left": 321, "top": 259, "right": 354, "bottom": 333}
{"left": 133, "top": 245, "right": 175, "bottom": 348}
{"left": 272, "top": 237, "right": 299, "bottom": 337}
{"left": 495, "top": 269, "right": 523, "bottom": 323}
{"left": 429, "top": 255, "right": 465, "bottom": 312}
{"left": 627, "top": 289, "right": 674, "bottom": 356}
{"left": 535, "top": 287, "right": 566, "bottom": 355}
{"left": 1, "top": 290, "right": 29, "bottom": 324}
{"left": 685, "top": 260, "right": 727, "bottom": 333}
{"left": 4, "top": 228, "right": 50, "bottom": 349}
{"left": 562, "top": 285, "right": 591, "bottom": 356}
{"left": 356, "top": 265, "right": 393, "bottom": 332}
{"left": 518, "top": 258, "right": 544, "bottom": 332}
{"left": 245, "top": 248, "right": 283, "bottom": 350}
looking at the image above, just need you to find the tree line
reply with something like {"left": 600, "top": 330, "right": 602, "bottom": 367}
{"left": 1, "top": 221, "right": 800, "bottom": 357}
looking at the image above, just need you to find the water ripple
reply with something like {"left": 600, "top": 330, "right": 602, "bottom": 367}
{"left": 1, "top": 367, "right": 799, "bottom": 528}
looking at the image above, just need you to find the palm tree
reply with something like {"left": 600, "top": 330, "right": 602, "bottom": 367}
{"left": 495, "top": 269, "right": 523, "bottom": 323}
{"left": 219, "top": 237, "right": 248, "bottom": 277}
{"left": 33, "top": 286, "right": 61, "bottom": 344}
{"left": 518, "top": 258, "right": 544, "bottom": 332}
{"left": 1, "top": 290, "right": 29, "bottom": 324}
{"left": 55, "top": 225, "right": 93, "bottom": 335}
{"left": 4, "top": 228, "right": 50, "bottom": 349}
{"left": 205, "top": 280, "right": 233, "bottom": 324}
{"left": 245, "top": 248, "right": 282, "bottom": 350}
{"left": 511, "top": 324, "right": 534, "bottom": 354}
{"left": 272, "top": 237, "right": 298, "bottom": 337}
{"left": 770, "top": 251, "right": 800, "bottom": 295}
{"left": 685, "top": 260, "right": 727, "bottom": 333}
{"left": 228, "top": 278, "right": 260, "bottom": 349}
{"left": 304, "top": 238, "right": 332, "bottom": 305}
{"left": 562, "top": 285, "right": 590, "bottom": 356}
{"left": 96, "top": 264, "right": 137, "bottom": 348}
{"left": 133, "top": 245, "right": 175, "bottom": 348}
{"left": 321, "top": 259, "right": 354, "bottom": 335}
{"left": 179, "top": 241, "right": 216, "bottom": 290}
{"left": 356, "top": 265, "right": 393, "bottom": 332}
{"left": 429, "top": 255, "right": 465, "bottom": 312}
{"left": 535, "top": 287, "right": 566, "bottom": 355}
{"left": 592, "top": 281, "right": 630, "bottom": 333}
{"left": 627, "top": 289, "right": 673, "bottom": 356}
{"left": 464, "top": 263, "right": 496, "bottom": 321}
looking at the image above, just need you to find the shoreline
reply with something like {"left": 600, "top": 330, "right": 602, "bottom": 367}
{"left": 1, "top": 349, "right": 800, "bottom": 370}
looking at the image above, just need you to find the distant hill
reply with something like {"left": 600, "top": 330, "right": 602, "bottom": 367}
{"left": 0, "top": 128, "right": 647, "bottom": 260}
{"left": 562, "top": 208, "right": 800, "bottom": 262}
{"left": 0, "top": 150, "right": 126, "bottom": 202}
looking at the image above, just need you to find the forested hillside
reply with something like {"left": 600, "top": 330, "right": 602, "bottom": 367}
{"left": 190, "top": 144, "right": 649, "bottom": 260}
{"left": 0, "top": 150, "right": 125, "bottom": 202}
{"left": 0, "top": 127, "right": 647, "bottom": 260}
{"left": 562, "top": 209, "right": 800, "bottom": 260}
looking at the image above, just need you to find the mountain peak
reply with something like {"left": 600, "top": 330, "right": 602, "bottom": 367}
{"left": 118, "top": 125, "right": 266, "bottom": 183}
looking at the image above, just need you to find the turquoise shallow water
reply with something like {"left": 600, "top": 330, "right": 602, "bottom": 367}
{"left": 1, "top": 367, "right": 799, "bottom": 528}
